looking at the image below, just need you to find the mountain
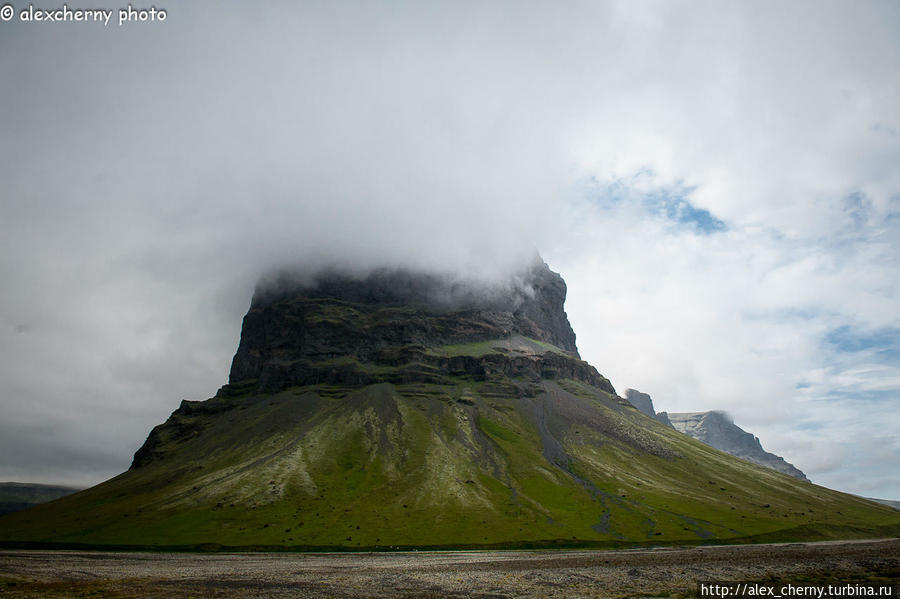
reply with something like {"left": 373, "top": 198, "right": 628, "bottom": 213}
{"left": 0, "top": 483, "right": 81, "bottom": 516}
{"left": 1, "top": 260, "right": 897, "bottom": 549}
{"left": 667, "top": 411, "right": 809, "bottom": 482}
{"left": 623, "top": 389, "right": 808, "bottom": 482}
{"left": 624, "top": 389, "right": 674, "bottom": 427}
{"left": 866, "top": 498, "right": 900, "bottom": 510}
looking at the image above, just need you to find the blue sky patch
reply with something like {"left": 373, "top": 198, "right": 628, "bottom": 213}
{"left": 826, "top": 325, "right": 900, "bottom": 361}
{"left": 818, "top": 387, "right": 899, "bottom": 404}
{"left": 585, "top": 176, "right": 727, "bottom": 235}
{"left": 645, "top": 186, "right": 727, "bottom": 234}
{"left": 793, "top": 419, "right": 823, "bottom": 431}
{"left": 842, "top": 192, "right": 871, "bottom": 229}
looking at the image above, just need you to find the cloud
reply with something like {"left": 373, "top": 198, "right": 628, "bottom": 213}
{"left": 553, "top": 171, "right": 900, "bottom": 496}
{"left": 1, "top": 1, "right": 898, "bottom": 497}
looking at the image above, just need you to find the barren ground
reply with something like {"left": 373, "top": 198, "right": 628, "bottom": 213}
{"left": 0, "top": 539, "right": 897, "bottom": 598}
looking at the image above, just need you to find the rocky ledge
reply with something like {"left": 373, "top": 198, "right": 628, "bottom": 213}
{"left": 223, "top": 260, "right": 612, "bottom": 394}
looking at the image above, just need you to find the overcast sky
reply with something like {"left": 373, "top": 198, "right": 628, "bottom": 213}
{"left": 1, "top": 0, "right": 898, "bottom": 499}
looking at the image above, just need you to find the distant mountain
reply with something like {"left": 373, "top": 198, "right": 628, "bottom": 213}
{"left": 624, "top": 390, "right": 808, "bottom": 482}
{"left": 0, "top": 483, "right": 81, "bottom": 515}
{"left": 866, "top": 498, "right": 900, "bottom": 510}
{"left": 1, "top": 260, "right": 896, "bottom": 549}
{"left": 666, "top": 412, "right": 809, "bottom": 482}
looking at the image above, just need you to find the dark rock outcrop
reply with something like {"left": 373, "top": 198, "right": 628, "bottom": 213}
{"left": 248, "top": 260, "right": 578, "bottom": 354}
{"left": 654, "top": 411, "right": 674, "bottom": 427}
{"left": 667, "top": 411, "right": 809, "bottom": 482}
{"left": 625, "top": 389, "right": 655, "bottom": 417}
{"left": 224, "top": 259, "right": 606, "bottom": 394}
{"left": 624, "top": 388, "right": 674, "bottom": 427}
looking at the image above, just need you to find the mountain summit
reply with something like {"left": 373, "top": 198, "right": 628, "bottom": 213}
{"left": 227, "top": 260, "right": 588, "bottom": 395}
{"left": 2, "top": 260, "right": 897, "bottom": 549}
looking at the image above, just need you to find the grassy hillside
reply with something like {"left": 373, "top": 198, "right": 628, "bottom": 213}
{"left": 2, "top": 338, "right": 897, "bottom": 550}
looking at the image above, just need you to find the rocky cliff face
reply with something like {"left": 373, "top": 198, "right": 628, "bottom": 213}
{"left": 624, "top": 389, "right": 807, "bottom": 481}
{"left": 624, "top": 389, "right": 655, "bottom": 417}
{"left": 224, "top": 259, "right": 608, "bottom": 395}
{"left": 624, "top": 389, "right": 674, "bottom": 427}
{"left": 667, "top": 411, "right": 809, "bottom": 482}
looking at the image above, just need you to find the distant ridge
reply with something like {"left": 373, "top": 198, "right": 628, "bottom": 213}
{"left": 667, "top": 411, "right": 809, "bottom": 482}
{"left": 623, "top": 389, "right": 808, "bottom": 482}
{"left": 866, "top": 497, "right": 900, "bottom": 510}
{"left": 0, "top": 482, "right": 81, "bottom": 515}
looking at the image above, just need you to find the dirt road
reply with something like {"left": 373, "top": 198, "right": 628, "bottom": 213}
{"left": 1, "top": 538, "right": 898, "bottom": 598}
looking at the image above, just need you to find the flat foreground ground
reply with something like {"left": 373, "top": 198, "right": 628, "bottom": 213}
{"left": 0, "top": 539, "right": 898, "bottom": 598}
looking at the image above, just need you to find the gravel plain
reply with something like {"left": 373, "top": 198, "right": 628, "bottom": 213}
{"left": 0, "top": 538, "right": 898, "bottom": 598}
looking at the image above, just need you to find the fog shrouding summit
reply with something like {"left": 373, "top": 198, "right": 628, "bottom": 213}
{"left": 228, "top": 258, "right": 582, "bottom": 395}
{"left": 1, "top": 1, "right": 899, "bottom": 498}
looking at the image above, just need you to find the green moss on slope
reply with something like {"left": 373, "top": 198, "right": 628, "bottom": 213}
{"left": 2, "top": 370, "right": 897, "bottom": 550}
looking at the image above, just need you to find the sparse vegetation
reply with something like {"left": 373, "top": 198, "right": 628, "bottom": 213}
{"left": 1, "top": 367, "right": 897, "bottom": 549}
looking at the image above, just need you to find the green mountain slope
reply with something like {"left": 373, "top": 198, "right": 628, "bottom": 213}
{"left": 2, "top": 264, "right": 897, "bottom": 549}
